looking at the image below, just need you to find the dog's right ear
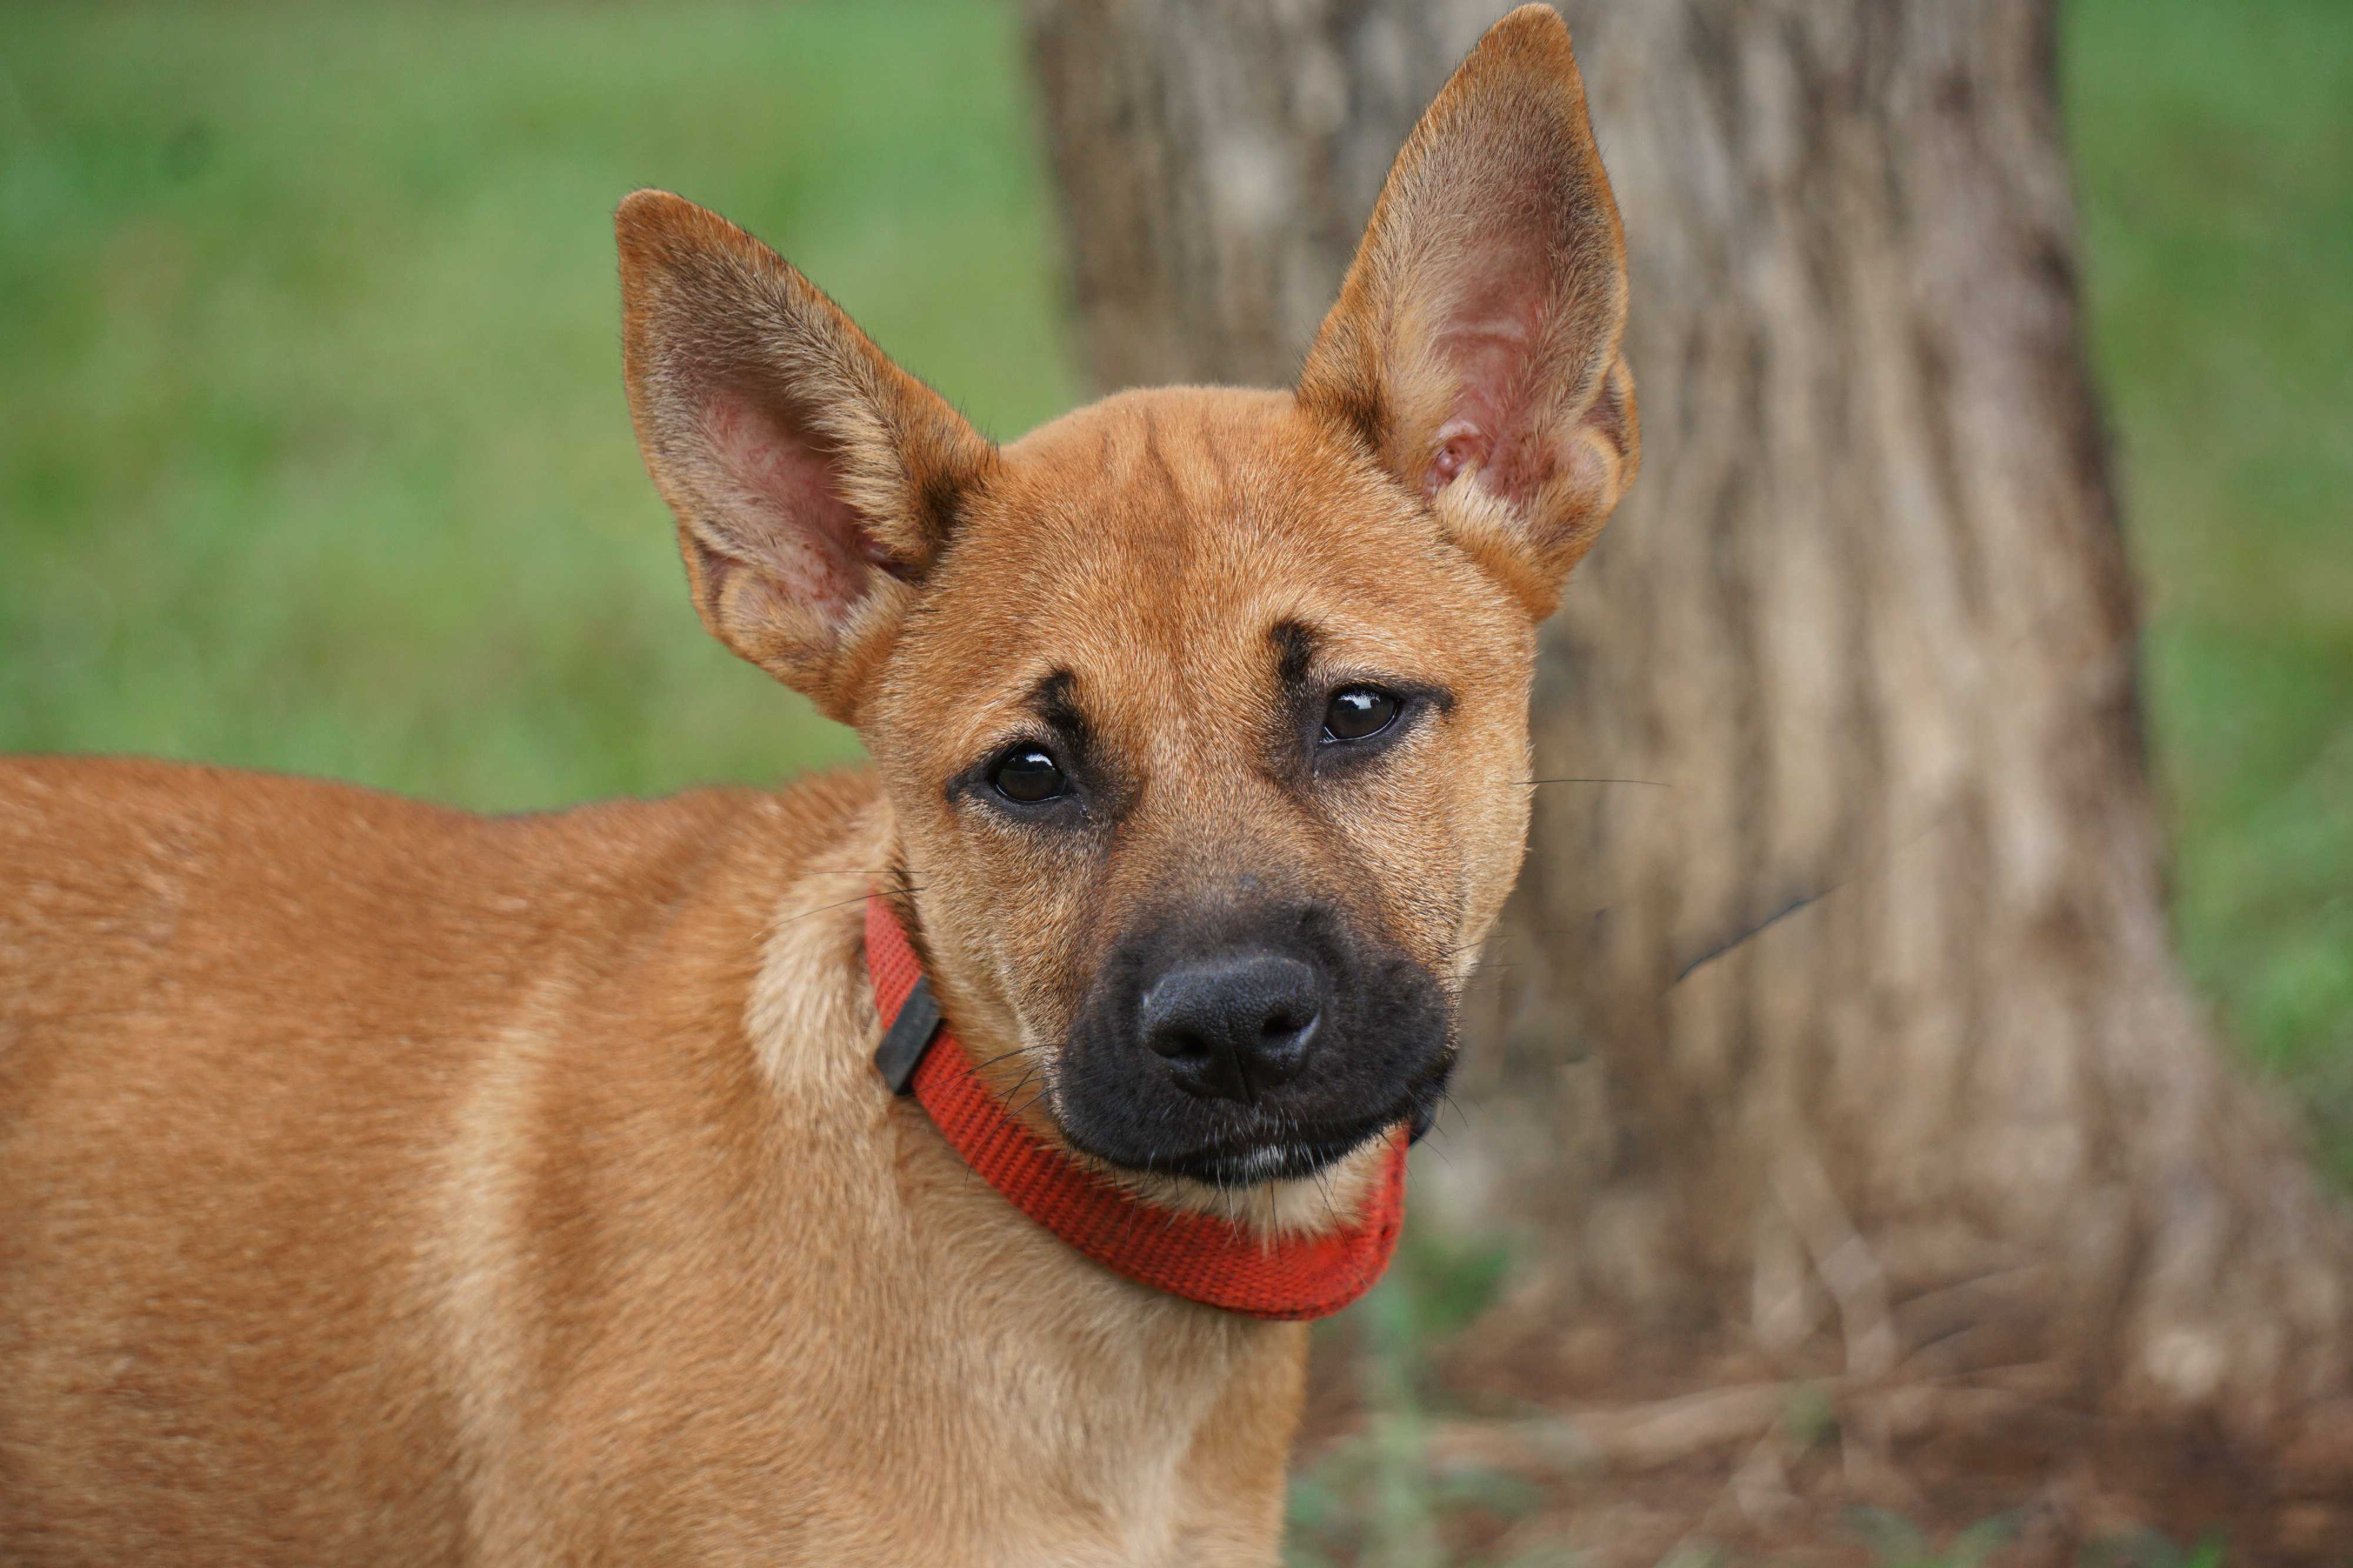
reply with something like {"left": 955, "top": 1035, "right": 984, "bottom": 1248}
{"left": 616, "top": 191, "right": 993, "bottom": 722}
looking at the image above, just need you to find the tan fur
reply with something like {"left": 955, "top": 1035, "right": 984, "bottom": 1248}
{"left": 0, "top": 9, "right": 1631, "bottom": 1563}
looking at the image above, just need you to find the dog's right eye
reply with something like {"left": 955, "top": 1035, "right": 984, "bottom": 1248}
{"left": 989, "top": 747, "right": 1068, "bottom": 805}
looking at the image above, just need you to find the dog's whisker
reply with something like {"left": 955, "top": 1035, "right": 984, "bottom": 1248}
{"left": 1305, "top": 1130, "right": 1342, "bottom": 1233}
{"left": 772, "top": 884, "right": 929, "bottom": 932}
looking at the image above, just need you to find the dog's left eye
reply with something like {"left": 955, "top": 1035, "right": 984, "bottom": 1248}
{"left": 990, "top": 746, "right": 1069, "bottom": 803}
{"left": 1321, "top": 687, "right": 1401, "bottom": 743}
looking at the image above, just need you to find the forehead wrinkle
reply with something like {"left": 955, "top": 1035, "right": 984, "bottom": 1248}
{"left": 1022, "top": 668, "right": 1094, "bottom": 760}
{"left": 1067, "top": 410, "right": 1251, "bottom": 784}
{"left": 1269, "top": 619, "right": 1319, "bottom": 698}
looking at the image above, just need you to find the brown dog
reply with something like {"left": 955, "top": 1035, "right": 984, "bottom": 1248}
{"left": 0, "top": 9, "right": 1634, "bottom": 1564}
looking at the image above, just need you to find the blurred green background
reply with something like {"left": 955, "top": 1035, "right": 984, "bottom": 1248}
{"left": 0, "top": 0, "right": 2345, "bottom": 1215}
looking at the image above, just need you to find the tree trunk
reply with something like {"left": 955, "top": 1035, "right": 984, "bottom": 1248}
{"left": 1025, "top": 0, "right": 2353, "bottom": 1465}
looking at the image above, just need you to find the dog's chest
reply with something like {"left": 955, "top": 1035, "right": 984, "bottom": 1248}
{"left": 932, "top": 1273, "right": 1275, "bottom": 1560}
{"left": 815, "top": 1117, "right": 1298, "bottom": 1563}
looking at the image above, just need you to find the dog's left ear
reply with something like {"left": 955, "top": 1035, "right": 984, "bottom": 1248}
{"left": 1298, "top": 4, "right": 1637, "bottom": 620}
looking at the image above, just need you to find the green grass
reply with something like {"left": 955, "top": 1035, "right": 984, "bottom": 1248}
{"left": 0, "top": 1, "right": 1079, "bottom": 807}
{"left": 2067, "top": 0, "right": 2353, "bottom": 1180}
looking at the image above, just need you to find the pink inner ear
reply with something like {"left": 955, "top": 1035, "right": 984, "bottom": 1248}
{"left": 1421, "top": 253, "right": 1558, "bottom": 506}
{"left": 706, "top": 391, "right": 888, "bottom": 622}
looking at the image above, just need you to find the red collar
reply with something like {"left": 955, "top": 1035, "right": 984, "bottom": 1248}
{"left": 864, "top": 895, "right": 1406, "bottom": 1321}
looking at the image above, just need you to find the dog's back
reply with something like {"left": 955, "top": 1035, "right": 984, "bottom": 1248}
{"left": 0, "top": 758, "right": 866, "bottom": 1561}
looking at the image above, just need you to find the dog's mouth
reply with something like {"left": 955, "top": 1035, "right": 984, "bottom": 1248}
{"left": 1140, "top": 1110, "right": 1398, "bottom": 1187}
{"left": 1061, "top": 1067, "right": 1449, "bottom": 1190}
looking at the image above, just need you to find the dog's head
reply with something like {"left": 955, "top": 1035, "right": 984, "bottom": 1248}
{"left": 616, "top": 8, "right": 1634, "bottom": 1193}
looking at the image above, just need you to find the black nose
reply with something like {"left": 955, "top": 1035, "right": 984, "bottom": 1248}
{"left": 1138, "top": 953, "right": 1322, "bottom": 1102}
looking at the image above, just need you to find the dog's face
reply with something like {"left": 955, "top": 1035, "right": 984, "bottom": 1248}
{"left": 867, "top": 389, "right": 1537, "bottom": 1183}
{"left": 617, "top": 9, "right": 1635, "bottom": 1187}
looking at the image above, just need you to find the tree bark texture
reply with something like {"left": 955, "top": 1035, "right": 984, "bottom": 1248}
{"left": 1026, "top": 0, "right": 2353, "bottom": 1460}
